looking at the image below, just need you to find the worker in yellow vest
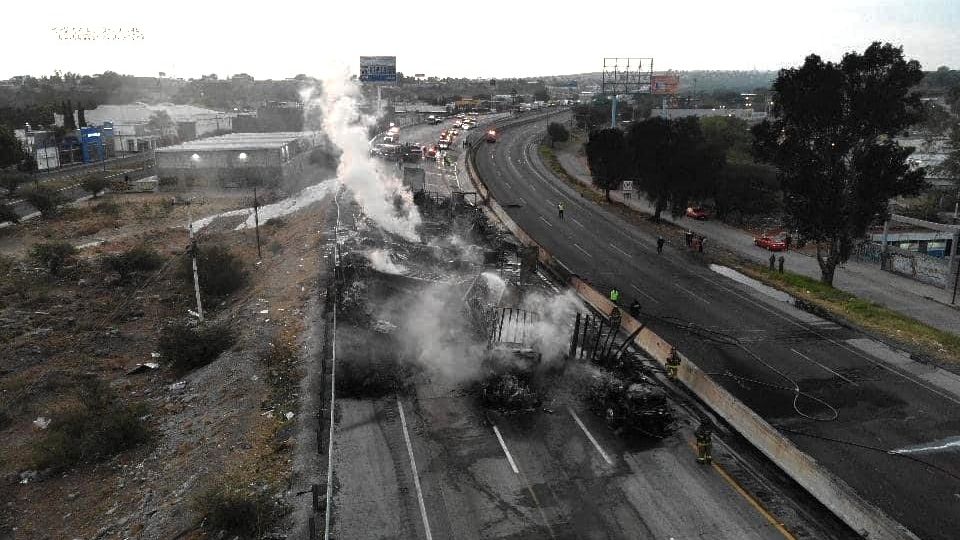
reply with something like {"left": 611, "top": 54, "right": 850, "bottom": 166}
{"left": 609, "top": 288, "right": 620, "bottom": 305}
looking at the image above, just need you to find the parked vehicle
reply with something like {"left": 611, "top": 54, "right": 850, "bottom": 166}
{"left": 754, "top": 235, "right": 787, "bottom": 251}
{"left": 685, "top": 207, "right": 709, "bottom": 220}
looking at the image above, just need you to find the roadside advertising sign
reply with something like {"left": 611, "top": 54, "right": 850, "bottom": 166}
{"left": 360, "top": 56, "right": 397, "bottom": 83}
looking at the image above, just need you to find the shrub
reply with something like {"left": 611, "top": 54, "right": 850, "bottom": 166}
{"left": 31, "top": 377, "right": 150, "bottom": 471}
{"left": 547, "top": 122, "right": 570, "bottom": 145}
{"left": 24, "top": 186, "right": 64, "bottom": 217}
{"left": 93, "top": 200, "right": 121, "bottom": 216}
{"left": 179, "top": 244, "right": 248, "bottom": 298}
{"left": 81, "top": 176, "right": 110, "bottom": 198}
{"left": 0, "top": 203, "right": 18, "bottom": 224}
{"left": 159, "top": 321, "right": 236, "bottom": 371}
{"left": 102, "top": 245, "right": 164, "bottom": 283}
{"left": 0, "top": 172, "right": 27, "bottom": 196}
{"left": 30, "top": 241, "right": 78, "bottom": 275}
{"left": 194, "top": 478, "right": 286, "bottom": 538}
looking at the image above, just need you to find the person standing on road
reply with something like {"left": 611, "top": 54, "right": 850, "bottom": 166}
{"left": 657, "top": 236, "right": 665, "bottom": 254}
{"left": 557, "top": 201, "right": 564, "bottom": 219}
{"left": 699, "top": 236, "right": 706, "bottom": 253}
{"left": 609, "top": 288, "right": 620, "bottom": 305}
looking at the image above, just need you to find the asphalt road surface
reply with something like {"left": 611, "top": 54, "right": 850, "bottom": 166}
{"left": 473, "top": 113, "right": 960, "bottom": 540}
{"left": 326, "top": 141, "right": 848, "bottom": 539}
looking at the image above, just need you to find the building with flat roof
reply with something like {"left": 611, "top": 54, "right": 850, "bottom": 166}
{"left": 155, "top": 132, "right": 327, "bottom": 190}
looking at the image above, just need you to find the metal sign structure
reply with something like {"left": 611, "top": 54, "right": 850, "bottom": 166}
{"left": 601, "top": 58, "right": 654, "bottom": 128}
{"left": 601, "top": 58, "right": 654, "bottom": 96}
{"left": 359, "top": 56, "right": 397, "bottom": 83}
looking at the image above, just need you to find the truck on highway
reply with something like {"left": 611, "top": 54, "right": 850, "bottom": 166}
{"left": 485, "top": 129, "right": 498, "bottom": 143}
{"left": 427, "top": 115, "right": 440, "bottom": 125}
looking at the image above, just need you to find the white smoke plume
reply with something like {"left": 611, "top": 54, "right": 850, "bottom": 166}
{"left": 365, "top": 249, "right": 407, "bottom": 275}
{"left": 519, "top": 290, "right": 584, "bottom": 363}
{"left": 302, "top": 74, "right": 422, "bottom": 241}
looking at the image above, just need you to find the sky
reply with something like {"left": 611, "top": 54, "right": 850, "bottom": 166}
{"left": 4, "top": 0, "right": 958, "bottom": 80}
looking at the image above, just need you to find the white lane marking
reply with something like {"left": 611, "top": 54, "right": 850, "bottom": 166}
{"left": 676, "top": 284, "right": 710, "bottom": 304}
{"left": 791, "top": 348, "right": 856, "bottom": 385}
{"left": 570, "top": 217, "right": 585, "bottom": 228}
{"left": 573, "top": 243, "right": 590, "bottom": 256}
{"left": 397, "top": 399, "right": 433, "bottom": 540}
{"left": 519, "top": 197, "right": 526, "bottom": 204}
{"left": 504, "top": 181, "right": 511, "bottom": 188}
{"left": 568, "top": 407, "right": 613, "bottom": 465}
{"left": 630, "top": 284, "right": 660, "bottom": 303}
{"left": 492, "top": 425, "right": 520, "bottom": 474}
{"left": 539, "top": 216, "right": 553, "bottom": 227}
{"left": 610, "top": 243, "right": 630, "bottom": 257}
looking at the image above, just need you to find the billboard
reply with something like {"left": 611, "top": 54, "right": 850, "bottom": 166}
{"left": 360, "top": 56, "right": 397, "bottom": 83}
{"left": 651, "top": 74, "right": 680, "bottom": 95}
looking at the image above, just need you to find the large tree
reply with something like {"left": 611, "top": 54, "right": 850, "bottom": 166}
{"left": 626, "top": 117, "right": 723, "bottom": 220}
{"left": 753, "top": 42, "right": 926, "bottom": 285}
{"left": 584, "top": 128, "right": 629, "bottom": 200}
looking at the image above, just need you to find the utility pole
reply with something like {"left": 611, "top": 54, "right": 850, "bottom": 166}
{"left": 187, "top": 208, "right": 204, "bottom": 321}
{"left": 253, "top": 185, "right": 262, "bottom": 260}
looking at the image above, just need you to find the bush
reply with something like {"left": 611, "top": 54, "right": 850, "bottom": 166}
{"left": 159, "top": 321, "right": 236, "bottom": 371}
{"left": 0, "top": 203, "right": 18, "bottom": 224}
{"left": 547, "top": 122, "right": 570, "bottom": 145}
{"left": 93, "top": 200, "right": 121, "bottom": 215}
{"left": 180, "top": 244, "right": 248, "bottom": 298}
{"left": 102, "top": 245, "right": 164, "bottom": 283}
{"left": 24, "top": 186, "right": 64, "bottom": 217}
{"left": 194, "top": 478, "right": 286, "bottom": 538}
{"left": 30, "top": 241, "right": 78, "bottom": 275}
{"left": 81, "top": 176, "right": 110, "bottom": 198}
{"left": 1, "top": 172, "right": 27, "bottom": 196}
{"left": 31, "top": 377, "right": 150, "bottom": 471}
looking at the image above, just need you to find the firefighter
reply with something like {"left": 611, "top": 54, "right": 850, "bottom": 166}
{"left": 769, "top": 254, "right": 776, "bottom": 271}
{"left": 665, "top": 348, "right": 680, "bottom": 379}
{"left": 695, "top": 423, "right": 713, "bottom": 464}
{"left": 778, "top": 255, "right": 785, "bottom": 274}
{"left": 628, "top": 299, "right": 641, "bottom": 317}
{"left": 557, "top": 201, "right": 564, "bottom": 219}
{"left": 609, "top": 287, "right": 620, "bottom": 305}
{"left": 656, "top": 236, "right": 665, "bottom": 254}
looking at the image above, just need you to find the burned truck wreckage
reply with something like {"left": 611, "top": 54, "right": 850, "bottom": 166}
{"left": 333, "top": 184, "right": 675, "bottom": 437}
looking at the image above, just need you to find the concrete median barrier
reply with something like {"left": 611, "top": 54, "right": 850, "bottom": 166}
{"left": 464, "top": 117, "right": 921, "bottom": 540}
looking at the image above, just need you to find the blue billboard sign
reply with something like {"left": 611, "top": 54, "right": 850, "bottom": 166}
{"left": 359, "top": 56, "right": 397, "bottom": 83}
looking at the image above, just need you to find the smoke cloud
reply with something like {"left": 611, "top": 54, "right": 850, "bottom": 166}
{"left": 302, "top": 74, "right": 422, "bottom": 241}
{"left": 519, "top": 290, "right": 584, "bottom": 363}
{"left": 365, "top": 249, "right": 407, "bottom": 275}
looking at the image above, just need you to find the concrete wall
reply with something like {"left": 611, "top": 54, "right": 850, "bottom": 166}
{"left": 465, "top": 113, "right": 921, "bottom": 540}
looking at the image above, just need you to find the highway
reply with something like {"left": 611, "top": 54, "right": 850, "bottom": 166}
{"left": 325, "top": 113, "right": 851, "bottom": 539}
{"left": 472, "top": 112, "right": 960, "bottom": 540}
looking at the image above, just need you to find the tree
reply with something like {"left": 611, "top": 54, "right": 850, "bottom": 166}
{"left": 146, "top": 110, "right": 175, "bottom": 135}
{"left": 24, "top": 185, "right": 64, "bottom": 217}
{"left": 946, "top": 85, "right": 960, "bottom": 116}
{"left": 584, "top": 128, "right": 629, "bottom": 201}
{"left": 546, "top": 122, "right": 570, "bottom": 146}
{"left": 626, "top": 117, "right": 723, "bottom": 220}
{"left": 533, "top": 88, "right": 550, "bottom": 102}
{"left": 939, "top": 124, "right": 960, "bottom": 206}
{"left": 77, "top": 102, "right": 86, "bottom": 128}
{"left": 753, "top": 42, "right": 926, "bottom": 285}
{"left": 919, "top": 101, "right": 952, "bottom": 138}
{"left": 700, "top": 116, "right": 752, "bottom": 163}
{"left": 81, "top": 175, "right": 110, "bottom": 198}
{"left": 0, "top": 126, "right": 26, "bottom": 169}
{"left": 63, "top": 100, "right": 76, "bottom": 130}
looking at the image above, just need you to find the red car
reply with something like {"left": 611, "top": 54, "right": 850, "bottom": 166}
{"left": 754, "top": 235, "right": 787, "bottom": 251}
{"left": 425, "top": 145, "right": 438, "bottom": 158}
{"left": 685, "top": 207, "right": 709, "bottom": 220}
